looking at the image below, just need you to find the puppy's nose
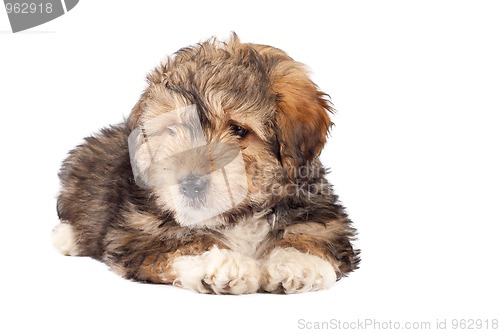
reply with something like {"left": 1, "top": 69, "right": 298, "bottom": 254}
{"left": 179, "top": 176, "right": 208, "bottom": 198}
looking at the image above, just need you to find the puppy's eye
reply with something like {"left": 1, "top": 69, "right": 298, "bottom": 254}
{"left": 230, "top": 124, "right": 249, "bottom": 138}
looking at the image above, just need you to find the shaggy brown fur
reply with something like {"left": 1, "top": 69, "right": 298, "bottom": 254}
{"left": 54, "top": 34, "right": 359, "bottom": 294}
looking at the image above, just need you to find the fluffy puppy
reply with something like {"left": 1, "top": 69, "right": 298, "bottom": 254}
{"left": 53, "top": 34, "right": 360, "bottom": 294}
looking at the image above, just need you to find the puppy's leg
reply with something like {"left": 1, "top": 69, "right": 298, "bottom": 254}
{"left": 172, "top": 246, "right": 261, "bottom": 295}
{"left": 52, "top": 222, "right": 80, "bottom": 256}
{"left": 261, "top": 247, "right": 336, "bottom": 293}
{"left": 104, "top": 230, "right": 260, "bottom": 295}
{"left": 261, "top": 220, "right": 359, "bottom": 294}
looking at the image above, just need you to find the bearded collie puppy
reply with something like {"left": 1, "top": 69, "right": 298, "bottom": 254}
{"left": 53, "top": 34, "right": 360, "bottom": 294}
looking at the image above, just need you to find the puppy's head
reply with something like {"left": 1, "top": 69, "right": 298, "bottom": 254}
{"left": 128, "top": 34, "right": 332, "bottom": 227}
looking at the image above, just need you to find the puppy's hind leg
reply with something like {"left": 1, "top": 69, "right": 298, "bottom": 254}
{"left": 52, "top": 222, "right": 79, "bottom": 256}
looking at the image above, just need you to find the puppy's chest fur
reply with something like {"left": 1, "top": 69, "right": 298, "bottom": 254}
{"left": 220, "top": 216, "right": 270, "bottom": 259}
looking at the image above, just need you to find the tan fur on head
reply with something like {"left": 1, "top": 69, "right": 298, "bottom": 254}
{"left": 129, "top": 35, "right": 332, "bottom": 181}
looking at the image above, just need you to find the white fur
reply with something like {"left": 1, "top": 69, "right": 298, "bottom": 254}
{"left": 172, "top": 246, "right": 261, "bottom": 294}
{"left": 261, "top": 247, "right": 336, "bottom": 294}
{"left": 52, "top": 223, "right": 79, "bottom": 256}
{"left": 222, "top": 216, "right": 270, "bottom": 258}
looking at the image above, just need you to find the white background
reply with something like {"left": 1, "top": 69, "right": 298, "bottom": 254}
{"left": 1, "top": 1, "right": 499, "bottom": 332}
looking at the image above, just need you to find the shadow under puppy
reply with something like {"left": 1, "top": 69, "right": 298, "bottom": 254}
{"left": 53, "top": 34, "right": 360, "bottom": 294}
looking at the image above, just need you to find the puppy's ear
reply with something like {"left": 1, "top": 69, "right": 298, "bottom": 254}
{"left": 273, "top": 64, "right": 333, "bottom": 179}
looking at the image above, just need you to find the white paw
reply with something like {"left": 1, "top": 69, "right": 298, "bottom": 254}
{"left": 172, "top": 246, "right": 261, "bottom": 294}
{"left": 52, "top": 222, "right": 79, "bottom": 256}
{"left": 261, "top": 247, "right": 336, "bottom": 294}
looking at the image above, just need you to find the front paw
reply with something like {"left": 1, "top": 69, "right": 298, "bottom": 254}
{"left": 261, "top": 247, "right": 337, "bottom": 294}
{"left": 172, "top": 246, "right": 261, "bottom": 294}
